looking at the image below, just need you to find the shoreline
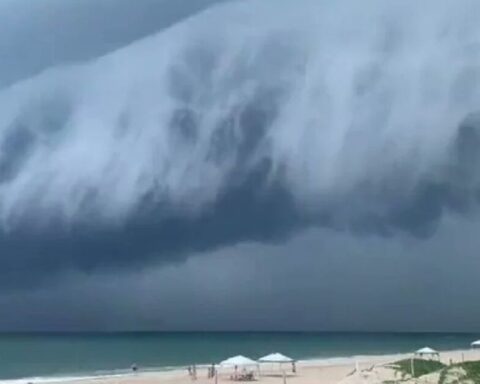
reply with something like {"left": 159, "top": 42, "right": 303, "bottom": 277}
{"left": 4, "top": 348, "right": 480, "bottom": 384}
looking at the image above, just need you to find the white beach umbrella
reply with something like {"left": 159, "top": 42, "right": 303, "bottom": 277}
{"left": 471, "top": 340, "right": 480, "bottom": 348}
{"left": 258, "top": 353, "right": 294, "bottom": 363}
{"left": 258, "top": 353, "right": 296, "bottom": 377}
{"left": 415, "top": 347, "right": 439, "bottom": 355}
{"left": 219, "top": 355, "right": 259, "bottom": 367}
{"left": 414, "top": 346, "right": 440, "bottom": 360}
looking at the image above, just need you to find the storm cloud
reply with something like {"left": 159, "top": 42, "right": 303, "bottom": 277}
{"left": 3, "top": 217, "right": 480, "bottom": 331}
{"left": 1, "top": 0, "right": 480, "bottom": 300}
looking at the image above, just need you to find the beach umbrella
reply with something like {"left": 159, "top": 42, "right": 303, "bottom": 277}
{"left": 219, "top": 355, "right": 259, "bottom": 379}
{"left": 258, "top": 353, "right": 295, "bottom": 376}
{"left": 219, "top": 355, "right": 259, "bottom": 367}
{"left": 415, "top": 347, "right": 439, "bottom": 354}
{"left": 414, "top": 347, "right": 440, "bottom": 359}
{"left": 471, "top": 340, "right": 480, "bottom": 348}
{"left": 258, "top": 353, "right": 294, "bottom": 363}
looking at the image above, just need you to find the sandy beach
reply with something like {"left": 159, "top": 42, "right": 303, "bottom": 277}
{"left": 58, "top": 349, "right": 480, "bottom": 384}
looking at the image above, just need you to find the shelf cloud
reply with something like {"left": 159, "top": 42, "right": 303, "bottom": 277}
{"left": 0, "top": 0, "right": 480, "bottom": 294}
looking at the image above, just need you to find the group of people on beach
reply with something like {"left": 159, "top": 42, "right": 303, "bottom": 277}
{"left": 187, "top": 365, "right": 197, "bottom": 380}
{"left": 133, "top": 360, "right": 294, "bottom": 380}
{"left": 207, "top": 364, "right": 217, "bottom": 378}
{"left": 187, "top": 364, "right": 217, "bottom": 380}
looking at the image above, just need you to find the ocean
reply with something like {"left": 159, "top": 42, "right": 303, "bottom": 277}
{"left": 0, "top": 332, "right": 478, "bottom": 382}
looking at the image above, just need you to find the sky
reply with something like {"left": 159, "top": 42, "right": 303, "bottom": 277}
{"left": 0, "top": 0, "right": 480, "bottom": 331}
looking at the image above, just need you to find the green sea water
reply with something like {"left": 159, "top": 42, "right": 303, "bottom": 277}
{"left": 0, "top": 332, "right": 478, "bottom": 381}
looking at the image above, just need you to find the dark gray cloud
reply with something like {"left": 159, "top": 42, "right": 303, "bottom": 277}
{"left": 2, "top": 219, "right": 480, "bottom": 331}
{"left": 0, "top": 0, "right": 480, "bottom": 330}
{"left": 0, "top": 115, "right": 479, "bottom": 290}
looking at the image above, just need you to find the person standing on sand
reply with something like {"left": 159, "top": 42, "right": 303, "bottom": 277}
{"left": 193, "top": 364, "right": 197, "bottom": 380}
{"left": 208, "top": 363, "right": 215, "bottom": 378}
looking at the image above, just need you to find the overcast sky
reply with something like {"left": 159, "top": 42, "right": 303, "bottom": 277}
{"left": 1, "top": 0, "right": 480, "bottom": 331}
